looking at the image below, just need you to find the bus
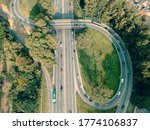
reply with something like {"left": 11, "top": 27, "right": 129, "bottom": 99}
{"left": 52, "top": 85, "right": 56, "bottom": 103}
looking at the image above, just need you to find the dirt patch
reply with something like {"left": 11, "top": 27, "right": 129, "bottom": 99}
{"left": 0, "top": 4, "right": 15, "bottom": 29}
{"left": 0, "top": 4, "right": 9, "bottom": 14}
{"left": 24, "top": 26, "right": 32, "bottom": 35}
{"left": 0, "top": 61, "right": 2, "bottom": 73}
{"left": 8, "top": 19, "right": 14, "bottom": 29}
{"left": 1, "top": 82, "right": 11, "bottom": 113}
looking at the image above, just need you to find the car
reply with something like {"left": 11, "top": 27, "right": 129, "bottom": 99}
{"left": 123, "top": 50, "right": 126, "bottom": 53}
{"left": 12, "top": 4, "right": 14, "bottom": 6}
{"left": 72, "top": 31, "right": 74, "bottom": 34}
{"left": 89, "top": 98, "right": 93, "bottom": 102}
{"left": 69, "top": 110, "right": 72, "bottom": 113}
{"left": 84, "top": 93, "right": 88, "bottom": 98}
{"left": 60, "top": 68, "right": 63, "bottom": 72}
{"left": 74, "top": 49, "right": 75, "bottom": 53}
{"left": 118, "top": 91, "right": 121, "bottom": 95}
{"left": 121, "top": 105, "right": 125, "bottom": 109}
{"left": 121, "top": 78, "right": 124, "bottom": 83}
{"left": 72, "top": 42, "right": 73, "bottom": 44}
{"left": 60, "top": 54, "right": 62, "bottom": 58}
{"left": 60, "top": 41, "right": 62, "bottom": 47}
{"left": 79, "top": 82, "right": 81, "bottom": 86}
{"left": 60, "top": 85, "right": 63, "bottom": 91}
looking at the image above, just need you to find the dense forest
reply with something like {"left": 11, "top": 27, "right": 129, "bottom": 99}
{"left": 0, "top": 18, "right": 41, "bottom": 112}
{"left": 79, "top": 0, "right": 150, "bottom": 108}
{"left": 0, "top": 0, "right": 56, "bottom": 112}
{"left": 26, "top": 0, "right": 56, "bottom": 66}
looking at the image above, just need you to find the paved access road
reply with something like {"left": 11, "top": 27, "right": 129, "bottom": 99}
{"left": 9, "top": 0, "right": 133, "bottom": 113}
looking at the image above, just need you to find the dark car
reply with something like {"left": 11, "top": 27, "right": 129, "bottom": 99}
{"left": 89, "top": 98, "right": 93, "bottom": 102}
{"left": 60, "top": 68, "right": 63, "bottom": 72}
{"left": 121, "top": 105, "right": 125, "bottom": 109}
{"left": 60, "top": 85, "right": 63, "bottom": 91}
{"left": 84, "top": 93, "right": 88, "bottom": 98}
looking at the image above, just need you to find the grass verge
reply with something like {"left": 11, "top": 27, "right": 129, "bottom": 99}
{"left": 19, "top": 0, "right": 39, "bottom": 19}
{"left": 126, "top": 101, "right": 135, "bottom": 113}
{"left": 40, "top": 74, "right": 50, "bottom": 113}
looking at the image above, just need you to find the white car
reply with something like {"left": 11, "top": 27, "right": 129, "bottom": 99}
{"left": 121, "top": 78, "right": 124, "bottom": 83}
{"left": 60, "top": 44, "right": 62, "bottom": 47}
{"left": 118, "top": 91, "right": 121, "bottom": 95}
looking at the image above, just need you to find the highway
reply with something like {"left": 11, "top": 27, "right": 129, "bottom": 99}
{"left": 52, "top": 0, "right": 77, "bottom": 113}
{"left": 8, "top": 0, "right": 133, "bottom": 112}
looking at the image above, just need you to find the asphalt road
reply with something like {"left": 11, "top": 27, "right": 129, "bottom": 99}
{"left": 52, "top": 0, "right": 76, "bottom": 113}
{"left": 8, "top": 0, "right": 133, "bottom": 112}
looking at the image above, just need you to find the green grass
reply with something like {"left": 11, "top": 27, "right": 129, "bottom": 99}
{"left": 19, "top": 0, "right": 38, "bottom": 19}
{"left": 77, "top": 93, "right": 116, "bottom": 113}
{"left": 126, "top": 101, "right": 135, "bottom": 113}
{"left": 76, "top": 28, "right": 120, "bottom": 103}
{"left": 72, "top": 0, "right": 84, "bottom": 19}
{"left": 40, "top": 74, "right": 50, "bottom": 113}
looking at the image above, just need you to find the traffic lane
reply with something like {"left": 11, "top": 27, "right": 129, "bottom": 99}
{"left": 62, "top": 29, "right": 67, "bottom": 112}
{"left": 53, "top": 29, "right": 60, "bottom": 112}
{"left": 59, "top": 30, "right": 65, "bottom": 113}
{"left": 63, "top": 29, "right": 71, "bottom": 112}
{"left": 116, "top": 53, "right": 133, "bottom": 112}
{"left": 70, "top": 31, "right": 76, "bottom": 112}
{"left": 58, "top": 30, "right": 64, "bottom": 112}
{"left": 68, "top": 29, "right": 76, "bottom": 112}
{"left": 65, "top": 29, "right": 72, "bottom": 112}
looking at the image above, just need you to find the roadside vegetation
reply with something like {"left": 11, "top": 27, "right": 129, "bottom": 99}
{"left": 40, "top": 74, "right": 49, "bottom": 112}
{"left": 77, "top": 0, "right": 150, "bottom": 108}
{"left": 19, "top": 0, "right": 54, "bottom": 20}
{"left": 0, "top": 0, "right": 56, "bottom": 112}
{"left": 77, "top": 93, "right": 116, "bottom": 113}
{"left": 0, "top": 18, "right": 41, "bottom": 112}
{"left": 26, "top": 0, "right": 56, "bottom": 67}
{"left": 76, "top": 28, "right": 120, "bottom": 103}
{"left": 72, "top": 0, "right": 84, "bottom": 19}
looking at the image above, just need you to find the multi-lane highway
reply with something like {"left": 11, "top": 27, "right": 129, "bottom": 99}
{"left": 8, "top": 0, "right": 133, "bottom": 113}
{"left": 52, "top": 0, "right": 77, "bottom": 113}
